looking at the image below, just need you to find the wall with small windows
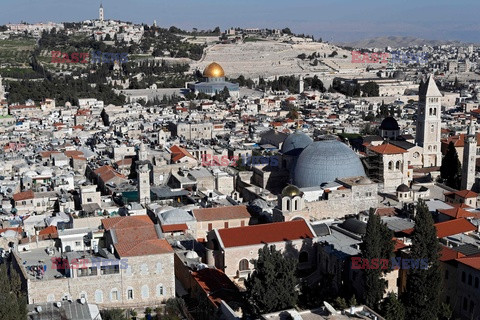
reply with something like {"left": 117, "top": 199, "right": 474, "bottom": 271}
{"left": 15, "top": 251, "right": 175, "bottom": 309}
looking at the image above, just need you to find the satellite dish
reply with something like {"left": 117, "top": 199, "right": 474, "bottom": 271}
{"left": 324, "top": 301, "right": 339, "bottom": 315}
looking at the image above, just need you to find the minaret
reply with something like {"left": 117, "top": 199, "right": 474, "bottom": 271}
{"left": 0, "top": 76, "right": 4, "bottom": 100}
{"left": 461, "top": 119, "right": 477, "bottom": 190}
{"left": 99, "top": 3, "right": 104, "bottom": 22}
{"left": 299, "top": 75, "right": 304, "bottom": 93}
{"left": 415, "top": 74, "right": 442, "bottom": 167}
{"left": 136, "top": 143, "right": 150, "bottom": 205}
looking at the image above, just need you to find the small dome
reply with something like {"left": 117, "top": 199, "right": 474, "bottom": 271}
{"left": 160, "top": 208, "right": 195, "bottom": 223}
{"left": 203, "top": 62, "right": 225, "bottom": 78}
{"left": 379, "top": 117, "right": 400, "bottom": 131}
{"left": 282, "top": 185, "right": 302, "bottom": 197}
{"left": 281, "top": 131, "right": 313, "bottom": 156}
{"left": 185, "top": 251, "right": 199, "bottom": 259}
{"left": 396, "top": 184, "right": 410, "bottom": 192}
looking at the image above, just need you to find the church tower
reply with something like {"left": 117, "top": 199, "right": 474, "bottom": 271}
{"left": 415, "top": 74, "right": 442, "bottom": 167}
{"left": 461, "top": 119, "right": 477, "bottom": 190}
{"left": 0, "top": 76, "right": 5, "bottom": 101}
{"left": 299, "top": 75, "right": 304, "bottom": 93}
{"left": 136, "top": 143, "right": 150, "bottom": 205}
{"left": 99, "top": 3, "right": 104, "bottom": 22}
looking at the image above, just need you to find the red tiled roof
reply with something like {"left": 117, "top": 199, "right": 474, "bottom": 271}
{"left": 102, "top": 215, "right": 153, "bottom": 231}
{"left": 39, "top": 225, "right": 57, "bottom": 236}
{"left": 435, "top": 218, "right": 477, "bottom": 238}
{"left": 13, "top": 190, "right": 34, "bottom": 201}
{"left": 170, "top": 145, "right": 194, "bottom": 162}
{"left": 101, "top": 216, "right": 173, "bottom": 257}
{"left": 115, "top": 239, "right": 173, "bottom": 257}
{"left": 193, "top": 205, "right": 251, "bottom": 222}
{"left": 64, "top": 150, "right": 84, "bottom": 158}
{"left": 456, "top": 256, "right": 480, "bottom": 270}
{"left": 438, "top": 207, "right": 480, "bottom": 219}
{"left": 115, "top": 158, "right": 133, "bottom": 166}
{"left": 161, "top": 223, "right": 188, "bottom": 233}
{"left": 368, "top": 143, "right": 407, "bottom": 154}
{"left": 393, "top": 238, "right": 407, "bottom": 251}
{"left": 453, "top": 190, "right": 478, "bottom": 198}
{"left": 440, "top": 245, "right": 466, "bottom": 262}
{"left": 401, "top": 218, "right": 477, "bottom": 238}
{"left": 0, "top": 227, "right": 22, "bottom": 234}
{"left": 441, "top": 133, "right": 480, "bottom": 148}
{"left": 217, "top": 220, "right": 314, "bottom": 248}
{"left": 191, "top": 268, "right": 240, "bottom": 307}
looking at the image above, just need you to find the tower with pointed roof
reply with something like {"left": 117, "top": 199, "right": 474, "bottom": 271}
{"left": 461, "top": 119, "right": 477, "bottom": 190}
{"left": 415, "top": 74, "right": 442, "bottom": 167}
{"left": 99, "top": 3, "right": 104, "bottom": 22}
{"left": 137, "top": 143, "right": 150, "bottom": 205}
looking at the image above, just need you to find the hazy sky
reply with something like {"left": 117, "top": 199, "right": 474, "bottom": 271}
{"left": 1, "top": 0, "right": 479, "bottom": 43}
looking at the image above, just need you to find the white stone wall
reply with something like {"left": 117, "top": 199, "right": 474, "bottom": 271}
{"left": 24, "top": 253, "right": 175, "bottom": 308}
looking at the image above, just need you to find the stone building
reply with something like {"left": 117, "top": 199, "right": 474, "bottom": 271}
{"left": 206, "top": 220, "right": 318, "bottom": 281}
{"left": 13, "top": 216, "right": 175, "bottom": 308}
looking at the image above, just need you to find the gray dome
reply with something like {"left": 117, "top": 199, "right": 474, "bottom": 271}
{"left": 281, "top": 131, "right": 313, "bottom": 156}
{"left": 294, "top": 140, "right": 366, "bottom": 188}
{"left": 160, "top": 208, "right": 195, "bottom": 224}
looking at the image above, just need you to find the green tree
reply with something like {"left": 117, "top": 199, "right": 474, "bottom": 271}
{"left": 287, "top": 105, "right": 299, "bottom": 120}
{"left": 360, "top": 209, "right": 394, "bottom": 309}
{"left": 100, "top": 308, "right": 127, "bottom": 320}
{"left": 245, "top": 245, "right": 298, "bottom": 315}
{"left": 440, "top": 141, "right": 461, "bottom": 189}
{"left": 402, "top": 199, "right": 442, "bottom": 320}
{"left": 0, "top": 263, "right": 27, "bottom": 320}
{"left": 381, "top": 292, "right": 405, "bottom": 320}
{"left": 361, "top": 81, "right": 379, "bottom": 97}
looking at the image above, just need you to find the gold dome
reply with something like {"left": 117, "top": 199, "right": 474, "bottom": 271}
{"left": 282, "top": 184, "right": 302, "bottom": 198}
{"left": 203, "top": 62, "right": 225, "bottom": 78}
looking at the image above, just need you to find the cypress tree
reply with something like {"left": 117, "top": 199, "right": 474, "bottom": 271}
{"left": 360, "top": 208, "right": 395, "bottom": 309}
{"left": 381, "top": 292, "right": 405, "bottom": 320}
{"left": 245, "top": 244, "right": 298, "bottom": 315}
{"left": 440, "top": 141, "right": 461, "bottom": 189}
{"left": 402, "top": 199, "right": 442, "bottom": 319}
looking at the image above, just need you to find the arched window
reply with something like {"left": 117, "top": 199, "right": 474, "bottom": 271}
{"left": 141, "top": 285, "right": 149, "bottom": 299}
{"left": 396, "top": 161, "right": 401, "bottom": 170}
{"left": 156, "top": 262, "right": 163, "bottom": 274}
{"left": 95, "top": 290, "right": 103, "bottom": 303}
{"left": 140, "top": 263, "right": 148, "bottom": 275}
{"left": 429, "top": 108, "right": 432, "bottom": 115}
{"left": 286, "top": 198, "right": 290, "bottom": 211}
{"left": 433, "top": 108, "right": 437, "bottom": 115}
{"left": 127, "top": 288, "right": 134, "bottom": 300}
{"left": 110, "top": 288, "right": 119, "bottom": 301}
{"left": 239, "top": 259, "right": 249, "bottom": 271}
{"left": 294, "top": 199, "right": 298, "bottom": 211}
{"left": 388, "top": 161, "right": 394, "bottom": 170}
{"left": 156, "top": 284, "right": 164, "bottom": 297}
{"left": 299, "top": 251, "right": 309, "bottom": 263}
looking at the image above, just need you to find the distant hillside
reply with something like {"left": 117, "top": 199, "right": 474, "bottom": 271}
{"left": 336, "top": 36, "right": 470, "bottom": 49}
